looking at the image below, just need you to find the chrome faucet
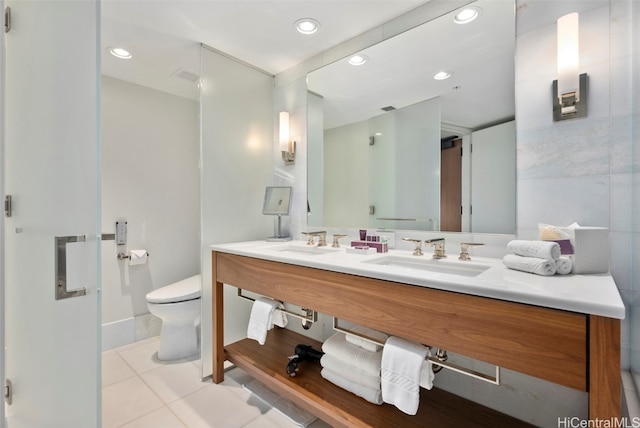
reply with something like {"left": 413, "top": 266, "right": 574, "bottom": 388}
{"left": 459, "top": 242, "right": 485, "bottom": 261}
{"left": 402, "top": 238, "right": 423, "bottom": 256}
{"left": 302, "top": 231, "right": 327, "bottom": 247}
{"left": 332, "top": 234, "right": 347, "bottom": 248}
{"left": 301, "top": 232, "right": 315, "bottom": 246}
{"left": 425, "top": 238, "right": 446, "bottom": 259}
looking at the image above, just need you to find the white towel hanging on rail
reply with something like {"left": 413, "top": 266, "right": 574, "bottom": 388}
{"left": 247, "top": 297, "right": 287, "bottom": 345}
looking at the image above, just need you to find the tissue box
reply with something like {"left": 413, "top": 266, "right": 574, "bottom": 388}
{"left": 560, "top": 227, "right": 609, "bottom": 274}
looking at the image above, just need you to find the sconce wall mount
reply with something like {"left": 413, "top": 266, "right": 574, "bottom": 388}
{"left": 281, "top": 140, "right": 296, "bottom": 165}
{"left": 552, "top": 73, "right": 588, "bottom": 121}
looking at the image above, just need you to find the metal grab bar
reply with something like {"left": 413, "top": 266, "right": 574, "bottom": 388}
{"left": 237, "top": 289, "right": 318, "bottom": 325}
{"left": 332, "top": 318, "right": 500, "bottom": 385}
{"left": 376, "top": 217, "right": 434, "bottom": 222}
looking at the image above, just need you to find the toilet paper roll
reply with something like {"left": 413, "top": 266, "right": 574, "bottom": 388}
{"left": 129, "top": 249, "right": 148, "bottom": 266}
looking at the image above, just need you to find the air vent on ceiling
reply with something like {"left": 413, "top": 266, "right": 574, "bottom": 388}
{"left": 171, "top": 68, "right": 199, "bottom": 82}
{"left": 381, "top": 106, "right": 396, "bottom": 112}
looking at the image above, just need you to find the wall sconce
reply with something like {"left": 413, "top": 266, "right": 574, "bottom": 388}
{"left": 553, "top": 12, "right": 587, "bottom": 121}
{"left": 279, "top": 111, "right": 296, "bottom": 165}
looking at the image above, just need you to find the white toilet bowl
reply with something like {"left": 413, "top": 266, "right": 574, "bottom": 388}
{"left": 146, "top": 274, "right": 201, "bottom": 361}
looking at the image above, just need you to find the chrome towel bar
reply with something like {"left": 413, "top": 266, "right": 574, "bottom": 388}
{"left": 332, "top": 318, "right": 500, "bottom": 385}
{"left": 237, "top": 288, "right": 318, "bottom": 325}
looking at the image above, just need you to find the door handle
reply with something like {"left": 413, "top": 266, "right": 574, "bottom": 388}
{"left": 54, "top": 235, "right": 87, "bottom": 300}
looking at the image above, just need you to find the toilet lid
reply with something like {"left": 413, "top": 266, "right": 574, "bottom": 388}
{"left": 146, "top": 275, "right": 201, "bottom": 304}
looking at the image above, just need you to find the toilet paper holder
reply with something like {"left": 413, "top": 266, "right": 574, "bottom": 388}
{"left": 117, "top": 251, "right": 149, "bottom": 261}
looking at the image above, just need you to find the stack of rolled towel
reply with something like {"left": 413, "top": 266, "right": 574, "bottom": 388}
{"left": 502, "top": 240, "right": 572, "bottom": 276}
{"left": 320, "top": 326, "right": 435, "bottom": 415}
{"left": 320, "top": 327, "right": 386, "bottom": 405}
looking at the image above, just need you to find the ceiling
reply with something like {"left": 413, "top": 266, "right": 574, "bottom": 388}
{"left": 101, "top": 0, "right": 428, "bottom": 100}
{"left": 307, "top": 0, "right": 515, "bottom": 132}
{"left": 102, "top": 0, "right": 516, "bottom": 135}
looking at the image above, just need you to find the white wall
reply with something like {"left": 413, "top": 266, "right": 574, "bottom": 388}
{"left": 200, "top": 46, "right": 274, "bottom": 378}
{"left": 101, "top": 76, "right": 200, "bottom": 349}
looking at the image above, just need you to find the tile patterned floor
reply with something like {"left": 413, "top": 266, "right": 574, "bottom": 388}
{"left": 102, "top": 337, "right": 331, "bottom": 428}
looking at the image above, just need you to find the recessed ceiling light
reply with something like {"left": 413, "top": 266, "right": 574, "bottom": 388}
{"left": 434, "top": 71, "right": 453, "bottom": 80}
{"left": 454, "top": 7, "right": 481, "bottom": 24}
{"left": 295, "top": 18, "right": 320, "bottom": 35}
{"left": 107, "top": 46, "right": 132, "bottom": 59}
{"left": 348, "top": 54, "right": 368, "bottom": 66}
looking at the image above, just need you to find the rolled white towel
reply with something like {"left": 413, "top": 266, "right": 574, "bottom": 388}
{"left": 507, "top": 240, "right": 561, "bottom": 260}
{"left": 556, "top": 256, "right": 573, "bottom": 275}
{"left": 246, "top": 297, "right": 287, "bottom": 345}
{"left": 320, "top": 354, "right": 381, "bottom": 390}
{"left": 322, "top": 332, "right": 382, "bottom": 377}
{"left": 345, "top": 326, "right": 389, "bottom": 352}
{"left": 381, "top": 336, "right": 429, "bottom": 416}
{"left": 321, "top": 367, "right": 383, "bottom": 405}
{"left": 502, "top": 254, "right": 557, "bottom": 276}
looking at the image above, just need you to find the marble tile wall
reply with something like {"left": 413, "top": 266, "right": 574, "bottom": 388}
{"left": 516, "top": 0, "right": 638, "bottom": 371}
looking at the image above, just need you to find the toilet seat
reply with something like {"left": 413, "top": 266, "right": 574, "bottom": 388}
{"left": 146, "top": 275, "right": 201, "bottom": 304}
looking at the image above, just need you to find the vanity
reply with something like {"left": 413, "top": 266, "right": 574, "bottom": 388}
{"left": 210, "top": 240, "right": 625, "bottom": 426}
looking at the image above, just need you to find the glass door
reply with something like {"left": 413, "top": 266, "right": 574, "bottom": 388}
{"left": 3, "top": 0, "right": 101, "bottom": 427}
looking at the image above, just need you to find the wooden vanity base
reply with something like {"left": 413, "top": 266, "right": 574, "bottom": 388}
{"left": 212, "top": 251, "right": 621, "bottom": 425}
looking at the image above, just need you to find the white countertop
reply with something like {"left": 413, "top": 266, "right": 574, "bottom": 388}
{"left": 211, "top": 240, "right": 625, "bottom": 319}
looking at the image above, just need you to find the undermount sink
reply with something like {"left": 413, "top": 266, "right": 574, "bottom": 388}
{"left": 364, "top": 255, "right": 490, "bottom": 277}
{"left": 273, "top": 245, "right": 337, "bottom": 256}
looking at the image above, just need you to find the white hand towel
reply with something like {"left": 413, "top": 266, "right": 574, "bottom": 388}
{"left": 507, "top": 240, "right": 561, "bottom": 260}
{"left": 556, "top": 256, "right": 573, "bottom": 275}
{"left": 381, "top": 336, "right": 429, "bottom": 415}
{"left": 420, "top": 354, "right": 435, "bottom": 390}
{"left": 320, "top": 354, "right": 381, "bottom": 390}
{"left": 322, "top": 332, "right": 382, "bottom": 376}
{"left": 502, "top": 254, "right": 557, "bottom": 276}
{"left": 247, "top": 297, "right": 287, "bottom": 345}
{"left": 321, "top": 368, "right": 383, "bottom": 405}
{"left": 345, "top": 326, "right": 388, "bottom": 352}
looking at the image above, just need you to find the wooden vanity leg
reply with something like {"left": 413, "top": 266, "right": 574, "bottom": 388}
{"left": 589, "top": 315, "right": 621, "bottom": 420}
{"left": 212, "top": 252, "right": 225, "bottom": 384}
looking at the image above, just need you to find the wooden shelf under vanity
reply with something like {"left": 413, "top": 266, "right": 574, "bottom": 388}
{"left": 226, "top": 327, "right": 531, "bottom": 427}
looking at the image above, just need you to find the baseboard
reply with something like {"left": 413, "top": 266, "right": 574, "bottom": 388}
{"left": 102, "top": 313, "right": 161, "bottom": 351}
{"left": 622, "top": 370, "right": 640, "bottom": 419}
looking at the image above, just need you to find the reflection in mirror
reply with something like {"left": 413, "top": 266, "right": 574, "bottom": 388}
{"left": 307, "top": 0, "right": 516, "bottom": 234}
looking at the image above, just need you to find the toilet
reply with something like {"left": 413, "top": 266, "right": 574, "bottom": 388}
{"left": 146, "top": 274, "right": 201, "bottom": 360}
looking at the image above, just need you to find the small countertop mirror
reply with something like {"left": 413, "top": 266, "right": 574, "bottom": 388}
{"left": 263, "top": 186, "right": 292, "bottom": 241}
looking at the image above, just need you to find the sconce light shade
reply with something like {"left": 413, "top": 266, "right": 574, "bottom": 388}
{"left": 279, "top": 111, "right": 290, "bottom": 150}
{"left": 279, "top": 111, "right": 295, "bottom": 164}
{"left": 557, "top": 13, "right": 579, "bottom": 102}
{"left": 553, "top": 12, "right": 587, "bottom": 121}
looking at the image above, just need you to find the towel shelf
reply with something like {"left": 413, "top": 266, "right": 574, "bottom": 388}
{"left": 237, "top": 288, "right": 318, "bottom": 325}
{"left": 332, "top": 318, "right": 500, "bottom": 385}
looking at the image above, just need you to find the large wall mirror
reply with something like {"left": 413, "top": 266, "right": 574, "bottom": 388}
{"left": 307, "top": 0, "right": 516, "bottom": 234}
